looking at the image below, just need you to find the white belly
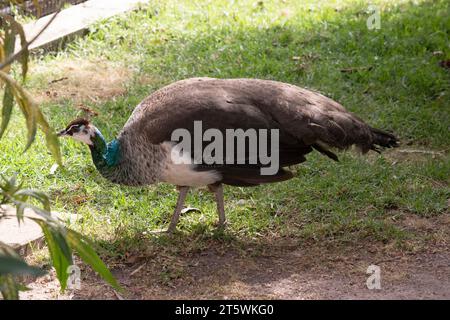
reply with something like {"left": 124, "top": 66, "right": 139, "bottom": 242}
{"left": 160, "top": 142, "right": 221, "bottom": 187}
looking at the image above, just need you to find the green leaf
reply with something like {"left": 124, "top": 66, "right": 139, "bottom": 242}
{"left": 36, "top": 109, "right": 62, "bottom": 165}
{"left": 17, "top": 94, "right": 37, "bottom": 152}
{"left": 33, "top": 220, "right": 73, "bottom": 291}
{"left": 0, "top": 70, "right": 37, "bottom": 152}
{"left": 0, "top": 62, "right": 62, "bottom": 165}
{"left": 13, "top": 201, "right": 56, "bottom": 223}
{"left": 0, "top": 275, "right": 20, "bottom": 300}
{"left": 15, "top": 201, "right": 26, "bottom": 224}
{"left": 0, "top": 19, "right": 15, "bottom": 140}
{"left": 15, "top": 189, "right": 51, "bottom": 212}
{"left": 66, "top": 229, "right": 121, "bottom": 291}
{"left": 0, "top": 83, "right": 14, "bottom": 139}
{"left": 0, "top": 256, "right": 46, "bottom": 277}
{"left": 0, "top": 12, "right": 29, "bottom": 79}
{"left": 0, "top": 241, "right": 44, "bottom": 300}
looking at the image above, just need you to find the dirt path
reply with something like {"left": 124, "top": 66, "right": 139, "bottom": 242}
{"left": 20, "top": 214, "right": 450, "bottom": 300}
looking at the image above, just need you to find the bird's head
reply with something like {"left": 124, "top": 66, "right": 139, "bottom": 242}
{"left": 57, "top": 118, "right": 97, "bottom": 146}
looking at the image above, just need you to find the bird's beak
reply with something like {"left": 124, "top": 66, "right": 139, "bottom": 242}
{"left": 57, "top": 129, "right": 67, "bottom": 137}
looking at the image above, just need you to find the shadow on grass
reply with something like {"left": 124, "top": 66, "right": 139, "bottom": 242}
{"left": 50, "top": 0, "right": 448, "bottom": 241}
{"left": 28, "top": 0, "right": 449, "bottom": 298}
{"left": 70, "top": 211, "right": 450, "bottom": 299}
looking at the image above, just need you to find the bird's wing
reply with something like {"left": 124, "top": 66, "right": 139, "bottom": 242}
{"left": 122, "top": 78, "right": 377, "bottom": 151}
{"left": 121, "top": 78, "right": 397, "bottom": 185}
{"left": 122, "top": 78, "right": 314, "bottom": 153}
{"left": 119, "top": 78, "right": 392, "bottom": 186}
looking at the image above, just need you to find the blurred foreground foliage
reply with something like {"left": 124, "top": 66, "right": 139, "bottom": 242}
{"left": 0, "top": 0, "right": 119, "bottom": 300}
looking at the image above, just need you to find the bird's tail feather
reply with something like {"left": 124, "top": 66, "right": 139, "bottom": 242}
{"left": 369, "top": 127, "right": 399, "bottom": 152}
{"left": 312, "top": 143, "right": 339, "bottom": 161}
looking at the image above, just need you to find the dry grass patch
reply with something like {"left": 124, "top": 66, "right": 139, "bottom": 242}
{"left": 29, "top": 58, "right": 132, "bottom": 104}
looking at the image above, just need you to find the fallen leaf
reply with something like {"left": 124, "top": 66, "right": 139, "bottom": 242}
{"left": 181, "top": 207, "right": 201, "bottom": 214}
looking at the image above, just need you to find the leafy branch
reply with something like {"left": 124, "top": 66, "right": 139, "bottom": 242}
{"left": 0, "top": 1, "right": 120, "bottom": 299}
{"left": 0, "top": 3, "right": 61, "bottom": 162}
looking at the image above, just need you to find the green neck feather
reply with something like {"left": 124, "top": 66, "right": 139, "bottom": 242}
{"left": 89, "top": 128, "right": 121, "bottom": 173}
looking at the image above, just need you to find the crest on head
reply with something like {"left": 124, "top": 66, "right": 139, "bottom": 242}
{"left": 57, "top": 118, "right": 96, "bottom": 145}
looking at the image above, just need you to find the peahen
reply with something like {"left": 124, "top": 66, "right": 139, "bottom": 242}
{"left": 58, "top": 78, "right": 399, "bottom": 232}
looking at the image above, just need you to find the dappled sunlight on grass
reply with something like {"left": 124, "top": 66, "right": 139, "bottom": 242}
{"left": 1, "top": 0, "right": 448, "bottom": 253}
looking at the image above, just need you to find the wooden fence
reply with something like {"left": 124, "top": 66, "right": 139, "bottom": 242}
{"left": 0, "top": 0, "right": 87, "bottom": 17}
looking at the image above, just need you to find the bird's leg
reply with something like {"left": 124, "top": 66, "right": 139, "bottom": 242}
{"left": 208, "top": 183, "right": 226, "bottom": 228}
{"left": 167, "top": 186, "right": 189, "bottom": 233}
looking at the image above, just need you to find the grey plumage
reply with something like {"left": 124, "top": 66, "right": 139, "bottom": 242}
{"left": 117, "top": 77, "right": 397, "bottom": 185}
{"left": 59, "top": 77, "right": 399, "bottom": 232}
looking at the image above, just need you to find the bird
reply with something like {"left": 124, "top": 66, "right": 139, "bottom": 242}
{"left": 57, "top": 78, "right": 399, "bottom": 233}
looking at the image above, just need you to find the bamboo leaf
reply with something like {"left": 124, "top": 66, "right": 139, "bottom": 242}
{"left": 0, "top": 13, "right": 62, "bottom": 164}
{"left": 13, "top": 200, "right": 56, "bottom": 223}
{"left": 0, "top": 256, "right": 46, "bottom": 277}
{"left": 15, "top": 201, "right": 26, "bottom": 224}
{"left": 0, "top": 173, "right": 19, "bottom": 195}
{"left": 0, "top": 274, "right": 20, "bottom": 300}
{"left": 0, "top": 44, "right": 5, "bottom": 64}
{"left": 0, "top": 241, "right": 44, "bottom": 300}
{"left": 36, "top": 108, "right": 62, "bottom": 165}
{"left": 15, "top": 92, "right": 37, "bottom": 151}
{"left": 0, "top": 70, "right": 61, "bottom": 163}
{"left": 15, "top": 189, "right": 51, "bottom": 211}
{"left": 0, "top": 13, "right": 29, "bottom": 79}
{"left": 0, "top": 70, "right": 37, "bottom": 150}
{"left": 33, "top": 220, "right": 73, "bottom": 291}
{"left": 0, "top": 22, "right": 15, "bottom": 137}
{"left": 8, "top": 174, "right": 17, "bottom": 189}
{"left": 0, "top": 82, "right": 14, "bottom": 139}
{"left": 0, "top": 17, "right": 14, "bottom": 75}
{"left": 66, "top": 229, "right": 121, "bottom": 291}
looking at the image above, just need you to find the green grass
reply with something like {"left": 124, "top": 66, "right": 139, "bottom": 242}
{"left": 1, "top": 0, "right": 449, "bottom": 254}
